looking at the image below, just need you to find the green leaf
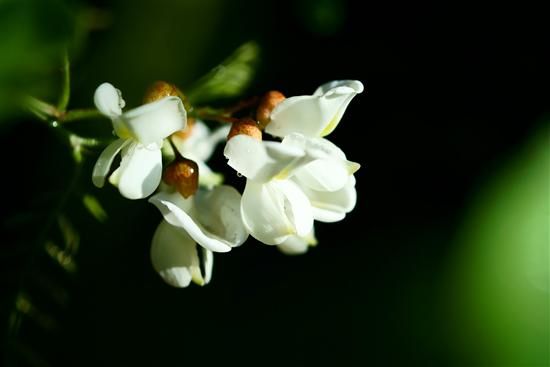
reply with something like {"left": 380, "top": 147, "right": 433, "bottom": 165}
{"left": 186, "top": 41, "right": 260, "bottom": 105}
{"left": 82, "top": 194, "right": 108, "bottom": 223}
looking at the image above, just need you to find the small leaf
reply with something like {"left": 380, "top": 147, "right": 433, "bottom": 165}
{"left": 45, "top": 241, "right": 77, "bottom": 274}
{"left": 82, "top": 194, "right": 108, "bottom": 222}
{"left": 187, "top": 41, "right": 260, "bottom": 104}
{"left": 58, "top": 215, "right": 80, "bottom": 254}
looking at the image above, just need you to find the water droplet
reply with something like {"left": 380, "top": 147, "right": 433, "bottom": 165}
{"left": 51, "top": 121, "right": 59, "bottom": 127}
{"left": 236, "top": 172, "right": 243, "bottom": 177}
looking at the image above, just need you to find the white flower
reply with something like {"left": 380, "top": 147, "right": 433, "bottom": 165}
{"left": 170, "top": 120, "right": 230, "bottom": 188}
{"left": 149, "top": 185, "right": 248, "bottom": 287}
{"left": 224, "top": 134, "right": 335, "bottom": 245}
{"left": 264, "top": 80, "right": 363, "bottom": 223}
{"left": 283, "top": 134, "right": 359, "bottom": 223}
{"left": 92, "top": 82, "right": 186, "bottom": 199}
{"left": 265, "top": 80, "right": 364, "bottom": 138}
{"left": 151, "top": 220, "right": 213, "bottom": 287}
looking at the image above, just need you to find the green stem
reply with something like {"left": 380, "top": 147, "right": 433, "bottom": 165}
{"left": 62, "top": 109, "right": 104, "bottom": 122}
{"left": 57, "top": 50, "right": 70, "bottom": 112}
{"left": 193, "top": 111, "right": 239, "bottom": 124}
{"left": 24, "top": 96, "right": 59, "bottom": 122}
{"left": 24, "top": 96, "right": 105, "bottom": 123}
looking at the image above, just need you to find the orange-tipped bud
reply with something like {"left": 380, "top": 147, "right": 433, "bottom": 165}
{"left": 256, "top": 90, "right": 285, "bottom": 129}
{"left": 163, "top": 158, "right": 199, "bottom": 198}
{"left": 143, "top": 81, "right": 181, "bottom": 103}
{"left": 227, "top": 118, "right": 262, "bottom": 141}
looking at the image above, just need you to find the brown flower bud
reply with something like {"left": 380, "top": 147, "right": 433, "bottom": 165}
{"left": 163, "top": 158, "right": 199, "bottom": 198}
{"left": 256, "top": 90, "right": 285, "bottom": 129}
{"left": 227, "top": 118, "right": 262, "bottom": 141}
{"left": 171, "top": 117, "right": 196, "bottom": 141}
{"left": 143, "top": 81, "right": 181, "bottom": 103}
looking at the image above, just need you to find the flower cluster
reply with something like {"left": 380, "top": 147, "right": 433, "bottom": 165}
{"left": 92, "top": 80, "right": 363, "bottom": 287}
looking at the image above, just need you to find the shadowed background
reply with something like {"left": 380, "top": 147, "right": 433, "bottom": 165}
{"left": 1, "top": 0, "right": 548, "bottom": 366}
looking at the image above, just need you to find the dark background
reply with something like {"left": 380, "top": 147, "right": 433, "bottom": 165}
{"left": 1, "top": 0, "right": 548, "bottom": 366}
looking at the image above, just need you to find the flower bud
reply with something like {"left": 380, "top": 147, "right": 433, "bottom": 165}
{"left": 256, "top": 90, "right": 285, "bottom": 129}
{"left": 143, "top": 81, "right": 181, "bottom": 104}
{"left": 227, "top": 118, "right": 262, "bottom": 141}
{"left": 163, "top": 157, "right": 199, "bottom": 198}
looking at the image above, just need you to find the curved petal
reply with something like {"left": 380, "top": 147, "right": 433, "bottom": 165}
{"left": 171, "top": 120, "right": 208, "bottom": 160}
{"left": 278, "top": 230, "right": 317, "bottom": 255}
{"left": 151, "top": 220, "right": 203, "bottom": 287}
{"left": 298, "top": 175, "right": 357, "bottom": 222}
{"left": 315, "top": 80, "right": 364, "bottom": 137}
{"left": 194, "top": 185, "right": 248, "bottom": 247}
{"left": 313, "top": 80, "right": 364, "bottom": 96}
{"left": 92, "top": 138, "right": 129, "bottom": 188}
{"left": 294, "top": 159, "right": 350, "bottom": 192}
{"left": 283, "top": 134, "right": 360, "bottom": 192}
{"left": 173, "top": 121, "right": 230, "bottom": 163}
{"left": 117, "top": 142, "right": 162, "bottom": 199}
{"left": 94, "top": 82, "right": 125, "bottom": 118}
{"left": 149, "top": 191, "right": 234, "bottom": 253}
{"left": 282, "top": 134, "right": 346, "bottom": 159}
{"left": 241, "top": 180, "right": 313, "bottom": 245}
{"left": 201, "top": 247, "right": 214, "bottom": 284}
{"left": 196, "top": 161, "right": 224, "bottom": 188}
{"left": 224, "top": 135, "right": 315, "bottom": 182}
{"left": 117, "top": 96, "right": 186, "bottom": 145}
{"left": 266, "top": 80, "right": 363, "bottom": 138}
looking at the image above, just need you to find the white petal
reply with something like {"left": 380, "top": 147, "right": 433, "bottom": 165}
{"left": 283, "top": 134, "right": 360, "bottom": 192}
{"left": 282, "top": 133, "right": 346, "bottom": 159}
{"left": 313, "top": 80, "right": 364, "bottom": 96}
{"left": 117, "top": 142, "right": 162, "bottom": 199}
{"left": 171, "top": 120, "right": 208, "bottom": 160}
{"left": 108, "top": 166, "right": 121, "bottom": 186}
{"left": 117, "top": 97, "right": 186, "bottom": 145}
{"left": 92, "top": 138, "right": 129, "bottom": 188}
{"left": 194, "top": 185, "right": 249, "bottom": 247}
{"left": 224, "top": 135, "right": 314, "bottom": 182}
{"left": 209, "top": 124, "right": 232, "bottom": 145}
{"left": 202, "top": 247, "right": 214, "bottom": 284}
{"left": 173, "top": 121, "right": 230, "bottom": 163}
{"left": 294, "top": 159, "right": 350, "bottom": 192}
{"left": 94, "top": 82, "right": 125, "bottom": 118}
{"left": 299, "top": 175, "right": 357, "bottom": 222}
{"left": 149, "top": 191, "right": 234, "bottom": 253}
{"left": 266, "top": 80, "right": 363, "bottom": 138}
{"left": 151, "top": 220, "right": 203, "bottom": 288}
{"left": 241, "top": 180, "right": 313, "bottom": 245}
{"left": 278, "top": 230, "right": 317, "bottom": 255}
{"left": 195, "top": 161, "right": 224, "bottom": 188}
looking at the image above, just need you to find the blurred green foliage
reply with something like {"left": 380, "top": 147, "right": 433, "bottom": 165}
{"left": 186, "top": 41, "right": 259, "bottom": 105}
{"left": 447, "top": 123, "right": 549, "bottom": 365}
{"left": 296, "top": 0, "right": 346, "bottom": 35}
{"left": 0, "top": 0, "right": 547, "bottom": 366}
{"left": 0, "top": 0, "right": 78, "bottom": 120}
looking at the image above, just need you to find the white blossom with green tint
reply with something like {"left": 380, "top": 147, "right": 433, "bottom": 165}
{"left": 92, "top": 82, "right": 186, "bottom": 199}
{"left": 266, "top": 80, "right": 363, "bottom": 138}
{"left": 149, "top": 185, "right": 248, "bottom": 287}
